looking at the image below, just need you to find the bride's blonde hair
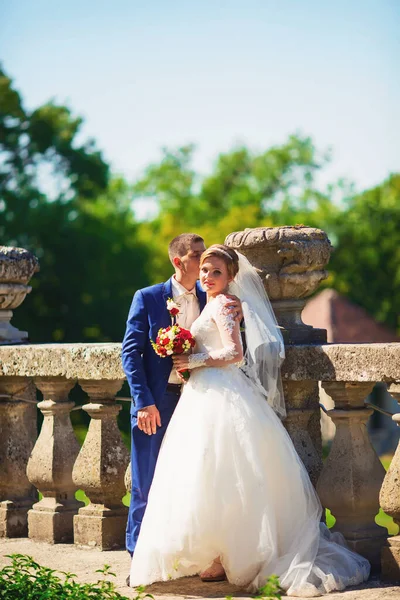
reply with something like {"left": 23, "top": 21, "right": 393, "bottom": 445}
{"left": 200, "top": 244, "right": 239, "bottom": 279}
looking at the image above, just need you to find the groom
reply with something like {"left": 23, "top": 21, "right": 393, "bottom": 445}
{"left": 122, "top": 233, "right": 241, "bottom": 558}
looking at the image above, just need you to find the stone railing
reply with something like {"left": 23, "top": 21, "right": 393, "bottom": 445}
{"left": 1, "top": 229, "right": 400, "bottom": 582}
{"left": 0, "top": 344, "right": 128, "bottom": 549}
{"left": 1, "top": 342, "right": 399, "bottom": 572}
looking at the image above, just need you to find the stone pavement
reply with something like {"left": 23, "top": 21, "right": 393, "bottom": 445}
{"left": 0, "top": 538, "right": 399, "bottom": 600}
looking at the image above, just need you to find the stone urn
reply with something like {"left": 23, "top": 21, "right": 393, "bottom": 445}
{"left": 225, "top": 226, "right": 332, "bottom": 343}
{"left": 0, "top": 246, "right": 40, "bottom": 344}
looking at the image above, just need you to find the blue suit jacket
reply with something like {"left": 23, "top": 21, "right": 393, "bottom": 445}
{"left": 122, "top": 278, "right": 207, "bottom": 415}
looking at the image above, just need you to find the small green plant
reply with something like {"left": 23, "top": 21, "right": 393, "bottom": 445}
{"left": 225, "top": 574, "right": 282, "bottom": 600}
{"left": 254, "top": 574, "right": 282, "bottom": 600}
{"left": 0, "top": 554, "right": 154, "bottom": 600}
{"left": 133, "top": 585, "right": 154, "bottom": 600}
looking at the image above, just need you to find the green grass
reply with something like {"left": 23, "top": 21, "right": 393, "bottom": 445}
{"left": 0, "top": 554, "right": 153, "bottom": 600}
{"left": 380, "top": 456, "right": 392, "bottom": 471}
{"left": 74, "top": 489, "right": 130, "bottom": 508}
{"left": 325, "top": 508, "right": 398, "bottom": 536}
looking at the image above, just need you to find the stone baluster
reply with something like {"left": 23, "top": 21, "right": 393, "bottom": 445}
{"left": 380, "top": 383, "right": 400, "bottom": 581}
{"left": 0, "top": 378, "right": 37, "bottom": 537}
{"left": 73, "top": 380, "right": 130, "bottom": 550}
{"left": 317, "top": 381, "right": 387, "bottom": 569}
{"left": 26, "top": 378, "right": 83, "bottom": 543}
{"left": 283, "top": 380, "right": 323, "bottom": 486}
{"left": 125, "top": 462, "right": 132, "bottom": 495}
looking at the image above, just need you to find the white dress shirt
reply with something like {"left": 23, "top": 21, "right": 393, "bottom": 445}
{"left": 168, "top": 276, "right": 200, "bottom": 384}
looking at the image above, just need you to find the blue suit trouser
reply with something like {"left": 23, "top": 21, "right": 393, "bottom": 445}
{"left": 126, "top": 390, "right": 180, "bottom": 555}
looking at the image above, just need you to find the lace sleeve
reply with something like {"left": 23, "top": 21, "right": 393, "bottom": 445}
{"left": 188, "top": 296, "right": 243, "bottom": 369}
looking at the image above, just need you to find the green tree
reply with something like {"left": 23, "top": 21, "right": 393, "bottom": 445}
{"left": 3, "top": 61, "right": 398, "bottom": 340}
{"left": 134, "top": 136, "right": 330, "bottom": 283}
{"left": 133, "top": 139, "right": 399, "bottom": 337}
{"left": 329, "top": 174, "right": 400, "bottom": 334}
{"left": 0, "top": 65, "right": 109, "bottom": 236}
{"left": 0, "top": 65, "right": 149, "bottom": 342}
{"left": 133, "top": 136, "right": 327, "bottom": 224}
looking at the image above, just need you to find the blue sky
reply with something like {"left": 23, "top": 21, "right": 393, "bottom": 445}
{"left": 1, "top": 0, "right": 399, "bottom": 217}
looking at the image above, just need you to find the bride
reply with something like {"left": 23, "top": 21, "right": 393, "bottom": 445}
{"left": 129, "top": 244, "right": 370, "bottom": 596}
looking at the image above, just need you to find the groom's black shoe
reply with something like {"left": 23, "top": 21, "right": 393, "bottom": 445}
{"left": 126, "top": 575, "right": 130, "bottom": 586}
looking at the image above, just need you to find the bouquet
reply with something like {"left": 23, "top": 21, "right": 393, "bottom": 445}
{"left": 151, "top": 298, "right": 196, "bottom": 381}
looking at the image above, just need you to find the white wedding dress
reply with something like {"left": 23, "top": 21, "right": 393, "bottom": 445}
{"left": 129, "top": 294, "right": 370, "bottom": 596}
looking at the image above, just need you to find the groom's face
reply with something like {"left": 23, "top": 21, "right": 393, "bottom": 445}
{"left": 180, "top": 240, "right": 206, "bottom": 280}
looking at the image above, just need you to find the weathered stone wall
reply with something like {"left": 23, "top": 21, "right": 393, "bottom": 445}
{"left": 1, "top": 342, "right": 399, "bottom": 382}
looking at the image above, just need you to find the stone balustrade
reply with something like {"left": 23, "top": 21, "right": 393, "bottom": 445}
{"left": 1, "top": 232, "right": 400, "bottom": 582}
{"left": 0, "top": 341, "right": 399, "bottom": 575}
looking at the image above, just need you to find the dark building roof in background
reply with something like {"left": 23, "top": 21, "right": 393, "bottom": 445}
{"left": 302, "top": 289, "right": 399, "bottom": 344}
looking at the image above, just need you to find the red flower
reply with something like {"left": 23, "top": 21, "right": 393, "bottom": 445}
{"left": 151, "top": 324, "right": 195, "bottom": 381}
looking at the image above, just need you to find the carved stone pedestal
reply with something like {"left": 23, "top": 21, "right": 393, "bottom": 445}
{"left": 272, "top": 299, "right": 327, "bottom": 344}
{"left": 28, "top": 497, "right": 83, "bottom": 544}
{"left": 225, "top": 226, "right": 332, "bottom": 343}
{"left": 74, "top": 505, "right": 128, "bottom": 550}
{"left": 0, "top": 499, "right": 35, "bottom": 539}
{"left": 380, "top": 384, "right": 400, "bottom": 581}
{"left": 0, "top": 378, "right": 37, "bottom": 537}
{"left": 283, "top": 380, "right": 322, "bottom": 486}
{"left": 73, "top": 380, "right": 129, "bottom": 550}
{"left": 27, "top": 378, "right": 83, "bottom": 543}
{"left": 125, "top": 462, "right": 132, "bottom": 494}
{"left": 0, "top": 246, "right": 39, "bottom": 343}
{"left": 317, "top": 382, "right": 387, "bottom": 570}
{"left": 381, "top": 537, "right": 400, "bottom": 582}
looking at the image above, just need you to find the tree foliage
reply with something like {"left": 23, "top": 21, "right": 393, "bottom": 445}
{"left": 1, "top": 63, "right": 399, "bottom": 343}
{"left": 134, "top": 137, "right": 333, "bottom": 284}
{"left": 328, "top": 174, "right": 400, "bottom": 333}
{"left": 134, "top": 143, "right": 400, "bottom": 335}
{"left": 0, "top": 65, "right": 149, "bottom": 342}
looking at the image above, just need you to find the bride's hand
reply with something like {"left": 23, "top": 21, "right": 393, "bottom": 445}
{"left": 225, "top": 294, "right": 243, "bottom": 322}
{"left": 172, "top": 354, "right": 190, "bottom": 370}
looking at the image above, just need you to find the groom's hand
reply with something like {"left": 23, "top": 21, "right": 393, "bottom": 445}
{"left": 225, "top": 294, "right": 243, "bottom": 322}
{"left": 137, "top": 405, "right": 161, "bottom": 435}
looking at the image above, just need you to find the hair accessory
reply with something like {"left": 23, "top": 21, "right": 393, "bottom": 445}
{"left": 212, "top": 248, "right": 235, "bottom": 261}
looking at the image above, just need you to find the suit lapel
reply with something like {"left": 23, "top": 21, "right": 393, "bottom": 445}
{"left": 162, "top": 278, "right": 173, "bottom": 305}
{"left": 195, "top": 280, "right": 207, "bottom": 312}
{"left": 161, "top": 278, "right": 174, "bottom": 324}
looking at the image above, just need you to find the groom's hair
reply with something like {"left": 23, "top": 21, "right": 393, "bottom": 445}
{"left": 168, "top": 233, "right": 204, "bottom": 264}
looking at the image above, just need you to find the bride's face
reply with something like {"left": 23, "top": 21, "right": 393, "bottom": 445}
{"left": 200, "top": 256, "right": 231, "bottom": 296}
